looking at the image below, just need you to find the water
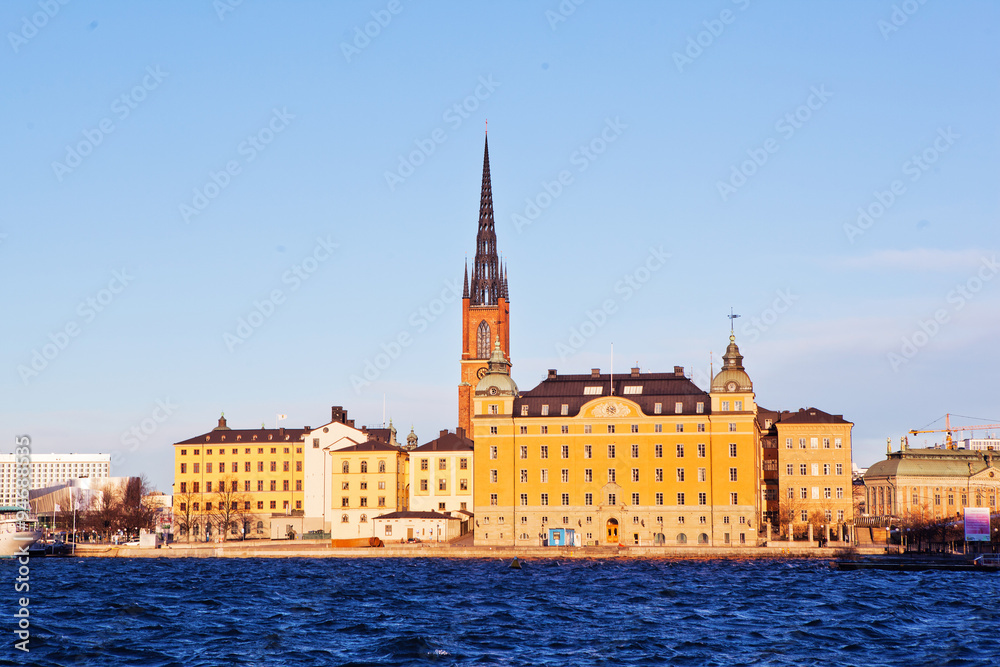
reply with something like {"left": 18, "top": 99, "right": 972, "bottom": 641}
{"left": 6, "top": 557, "right": 1000, "bottom": 666}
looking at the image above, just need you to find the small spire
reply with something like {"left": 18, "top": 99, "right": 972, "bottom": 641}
{"left": 463, "top": 260, "right": 469, "bottom": 299}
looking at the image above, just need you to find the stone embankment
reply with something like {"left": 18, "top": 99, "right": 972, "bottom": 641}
{"left": 71, "top": 540, "right": 890, "bottom": 559}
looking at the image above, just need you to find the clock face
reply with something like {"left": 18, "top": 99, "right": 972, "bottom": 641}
{"left": 726, "top": 381, "right": 737, "bottom": 392}
{"left": 476, "top": 366, "right": 488, "bottom": 380}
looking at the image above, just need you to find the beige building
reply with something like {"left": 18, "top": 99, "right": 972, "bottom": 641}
{"left": 864, "top": 447, "right": 1000, "bottom": 520}
{"left": 373, "top": 510, "right": 463, "bottom": 543}
{"left": 408, "top": 429, "right": 474, "bottom": 514}
{"left": 329, "top": 441, "right": 409, "bottom": 540}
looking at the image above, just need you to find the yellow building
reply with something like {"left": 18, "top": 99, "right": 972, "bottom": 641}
{"left": 328, "top": 441, "right": 409, "bottom": 540}
{"left": 408, "top": 429, "right": 474, "bottom": 514}
{"left": 173, "top": 415, "right": 307, "bottom": 540}
{"left": 471, "top": 336, "right": 761, "bottom": 547}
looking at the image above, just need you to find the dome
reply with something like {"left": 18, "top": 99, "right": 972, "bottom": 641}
{"left": 711, "top": 334, "right": 753, "bottom": 393}
{"left": 475, "top": 337, "right": 518, "bottom": 396}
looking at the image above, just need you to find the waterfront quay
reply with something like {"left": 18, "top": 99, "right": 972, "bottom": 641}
{"left": 71, "top": 539, "right": 887, "bottom": 560}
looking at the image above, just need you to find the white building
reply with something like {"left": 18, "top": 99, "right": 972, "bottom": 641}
{"left": 301, "top": 406, "right": 367, "bottom": 535}
{"left": 0, "top": 453, "right": 111, "bottom": 506}
{"left": 408, "top": 429, "right": 474, "bottom": 514}
{"left": 961, "top": 437, "right": 1000, "bottom": 451}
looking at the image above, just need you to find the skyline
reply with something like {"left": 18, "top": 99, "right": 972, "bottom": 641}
{"left": 3, "top": 2, "right": 998, "bottom": 493}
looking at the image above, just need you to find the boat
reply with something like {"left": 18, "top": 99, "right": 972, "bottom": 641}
{"left": 0, "top": 506, "right": 43, "bottom": 558}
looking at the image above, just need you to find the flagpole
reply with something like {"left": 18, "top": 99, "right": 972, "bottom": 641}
{"left": 72, "top": 490, "right": 77, "bottom": 555}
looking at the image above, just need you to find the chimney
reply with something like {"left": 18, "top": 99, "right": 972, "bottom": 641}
{"left": 440, "top": 429, "right": 449, "bottom": 438}
{"left": 591, "top": 368, "right": 600, "bottom": 378}
{"left": 630, "top": 366, "right": 640, "bottom": 378}
{"left": 331, "top": 406, "right": 348, "bottom": 424}
{"left": 456, "top": 427, "right": 466, "bottom": 439}
{"left": 547, "top": 369, "right": 557, "bottom": 379}
{"left": 674, "top": 366, "right": 684, "bottom": 377}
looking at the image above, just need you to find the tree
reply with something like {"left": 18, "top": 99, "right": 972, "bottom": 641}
{"left": 173, "top": 489, "right": 199, "bottom": 542}
{"left": 777, "top": 494, "right": 803, "bottom": 539}
{"left": 210, "top": 475, "right": 251, "bottom": 542}
{"left": 119, "top": 475, "right": 157, "bottom": 537}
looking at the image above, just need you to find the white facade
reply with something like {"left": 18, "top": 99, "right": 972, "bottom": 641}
{"left": 373, "top": 511, "right": 462, "bottom": 543}
{"left": 961, "top": 438, "right": 1000, "bottom": 451}
{"left": 0, "top": 453, "right": 111, "bottom": 506}
{"left": 301, "top": 418, "right": 366, "bottom": 532}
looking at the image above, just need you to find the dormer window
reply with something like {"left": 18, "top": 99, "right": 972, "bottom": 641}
{"left": 584, "top": 386, "right": 603, "bottom": 395}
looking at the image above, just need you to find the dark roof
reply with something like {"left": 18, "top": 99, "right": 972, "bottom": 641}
{"left": 866, "top": 448, "right": 999, "bottom": 479}
{"left": 374, "top": 511, "right": 457, "bottom": 520}
{"left": 333, "top": 441, "right": 403, "bottom": 453}
{"left": 361, "top": 427, "right": 394, "bottom": 444}
{"left": 413, "top": 430, "right": 474, "bottom": 452}
{"left": 176, "top": 428, "right": 307, "bottom": 446}
{"left": 514, "top": 371, "right": 710, "bottom": 418}
{"left": 777, "top": 407, "right": 851, "bottom": 425}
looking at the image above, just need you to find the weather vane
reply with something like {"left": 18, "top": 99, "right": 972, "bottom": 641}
{"left": 728, "top": 307, "right": 741, "bottom": 334}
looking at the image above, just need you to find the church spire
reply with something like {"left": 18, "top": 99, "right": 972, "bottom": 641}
{"left": 470, "top": 133, "right": 504, "bottom": 306}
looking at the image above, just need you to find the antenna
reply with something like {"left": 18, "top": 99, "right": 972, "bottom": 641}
{"left": 382, "top": 394, "right": 386, "bottom": 428}
{"left": 610, "top": 342, "right": 614, "bottom": 396}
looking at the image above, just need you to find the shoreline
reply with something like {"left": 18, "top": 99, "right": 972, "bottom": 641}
{"left": 66, "top": 540, "right": 888, "bottom": 560}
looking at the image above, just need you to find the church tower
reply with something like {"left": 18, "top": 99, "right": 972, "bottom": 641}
{"left": 459, "top": 133, "right": 510, "bottom": 435}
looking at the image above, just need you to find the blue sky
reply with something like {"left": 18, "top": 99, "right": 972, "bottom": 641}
{"left": 2, "top": 1, "right": 998, "bottom": 493}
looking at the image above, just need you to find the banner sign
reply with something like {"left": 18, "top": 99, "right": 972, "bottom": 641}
{"left": 964, "top": 507, "right": 991, "bottom": 542}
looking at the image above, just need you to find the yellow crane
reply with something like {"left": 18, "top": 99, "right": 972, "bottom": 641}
{"left": 909, "top": 413, "right": 1000, "bottom": 449}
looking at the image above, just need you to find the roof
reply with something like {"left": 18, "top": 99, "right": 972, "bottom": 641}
{"left": 176, "top": 428, "right": 307, "bottom": 446}
{"left": 374, "top": 511, "right": 458, "bottom": 520}
{"left": 413, "top": 431, "right": 474, "bottom": 452}
{"left": 778, "top": 407, "right": 851, "bottom": 425}
{"left": 865, "top": 448, "right": 999, "bottom": 479}
{"left": 514, "top": 371, "right": 709, "bottom": 418}
{"left": 333, "top": 441, "right": 404, "bottom": 453}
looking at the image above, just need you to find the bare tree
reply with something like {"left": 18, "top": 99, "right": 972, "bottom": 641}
{"left": 211, "top": 475, "right": 251, "bottom": 542}
{"left": 173, "top": 489, "right": 199, "bottom": 542}
{"left": 119, "top": 475, "right": 157, "bottom": 537}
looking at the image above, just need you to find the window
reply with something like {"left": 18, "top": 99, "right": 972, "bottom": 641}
{"left": 269, "top": 461, "right": 276, "bottom": 472}
{"left": 654, "top": 444, "right": 663, "bottom": 458}
{"left": 823, "top": 464, "right": 830, "bottom": 475}
{"left": 607, "top": 469, "right": 616, "bottom": 483}
{"left": 698, "top": 492, "right": 707, "bottom": 505}
{"left": 490, "top": 493, "right": 498, "bottom": 506}
{"left": 541, "top": 405, "right": 549, "bottom": 416}
{"left": 520, "top": 425, "right": 527, "bottom": 433}
{"left": 584, "top": 469, "right": 593, "bottom": 483}
{"left": 562, "top": 493, "right": 570, "bottom": 505}
{"left": 734, "top": 401, "right": 742, "bottom": 411}
{"left": 676, "top": 468, "right": 685, "bottom": 482}
{"left": 799, "top": 438, "right": 806, "bottom": 449}
{"left": 730, "top": 492, "right": 738, "bottom": 505}
{"left": 810, "top": 438, "right": 819, "bottom": 449}
{"left": 655, "top": 493, "right": 663, "bottom": 505}
{"left": 722, "top": 401, "right": 729, "bottom": 411}
{"left": 696, "top": 402, "right": 704, "bottom": 414}
{"left": 490, "top": 426, "right": 497, "bottom": 435}
{"left": 460, "top": 479, "right": 468, "bottom": 490}
{"left": 632, "top": 468, "right": 640, "bottom": 482}
{"left": 283, "top": 480, "right": 290, "bottom": 491}
{"left": 676, "top": 424, "right": 684, "bottom": 433}
{"left": 631, "top": 493, "right": 640, "bottom": 505}
{"left": 561, "top": 469, "right": 569, "bottom": 483}
{"left": 561, "top": 444, "right": 569, "bottom": 459}
{"left": 342, "top": 461, "right": 350, "bottom": 474}
{"left": 697, "top": 443, "right": 706, "bottom": 458}
{"left": 541, "top": 425, "right": 548, "bottom": 435}
{"left": 540, "top": 469, "right": 548, "bottom": 483}
{"left": 540, "top": 493, "right": 548, "bottom": 506}
{"left": 800, "top": 488, "right": 808, "bottom": 499}
{"left": 257, "top": 461, "right": 264, "bottom": 472}
{"left": 206, "top": 482, "right": 212, "bottom": 493}
{"left": 378, "top": 481, "right": 385, "bottom": 490}
{"left": 477, "top": 321, "right": 491, "bottom": 357}
{"left": 785, "top": 438, "right": 792, "bottom": 449}
{"left": 520, "top": 493, "right": 528, "bottom": 506}
{"left": 729, "top": 443, "right": 737, "bottom": 457}
{"left": 269, "top": 481, "right": 276, "bottom": 491}
{"left": 206, "top": 462, "right": 212, "bottom": 474}
{"left": 729, "top": 468, "right": 738, "bottom": 482}
{"left": 655, "top": 424, "right": 663, "bottom": 433}
{"left": 341, "top": 497, "right": 349, "bottom": 507}
{"left": 490, "top": 469, "right": 498, "bottom": 483}
{"left": 654, "top": 403, "right": 662, "bottom": 414}
{"left": 629, "top": 424, "right": 639, "bottom": 434}
{"left": 520, "top": 469, "right": 528, "bottom": 483}
{"left": 584, "top": 386, "right": 602, "bottom": 395}
{"left": 676, "top": 444, "right": 684, "bottom": 458}
{"left": 823, "top": 437, "right": 830, "bottom": 449}
{"left": 520, "top": 446, "right": 527, "bottom": 459}
{"left": 489, "top": 446, "right": 497, "bottom": 460}
{"left": 787, "top": 488, "right": 794, "bottom": 499}
{"left": 729, "top": 423, "right": 737, "bottom": 432}
{"left": 608, "top": 493, "right": 616, "bottom": 505}
{"left": 698, "top": 467, "right": 706, "bottom": 482}
{"left": 811, "top": 463, "right": 819, "bottom": 476}
{"left": 584, "top": 445, "right": 592, "bottom": 459}
{"left": 608, "top": 425, "right": 615, "bottom": 434}
{"left": 489, "top": 404, "right": 498, "bottom": 415}
{"left": 836, "top": 463, "right": 843, "bottom": 475}
{"left": 521, "top": 405, "right": 529, "bottom": 417}
{"left": 812, "top": 487, "right": 820, "bottom": 500}
{"left": 420, "top": 479, "right": 428, "bottom": 491}
{"left": 608, "top": 444, "right": 616, "bottom": 458}
{"left": 786, "top": 464, "right": 794, "bottom": 475}
{"left": 180, "top": 463, "right": 187, "bottom": 474}
{"left": 584, "top": 425, "right": 592, "bottom": 434}
{"left": 800, "top": 510, "right": 808, "bottom": 522}
{"left": 257, "top": 481, "right": 263, "bottom": 491}
{"left": 677, "top": 493, "right": 685, "bottom": 505}
{"left": 836, "top": 487, "right": 844, "bottom": 499}
{"left": 561, "top": 405, "right": 569, "bottom": 417}
{"left": 439, "top": 479, "right": 447, "bottom": 491}
{"left": 824, "top": 487, "right": 831, "bottom": 499}
{"left": 835, "top": 438, "right": 843, "bottom": 449}
{"left": 584, "top": 493, "right": 593, "bottom": 505}
{"left": 630, "top": 444, "right": 639, "bottom": 458}
{"left": 540, "top": 445, "right": 549, "bottom": 459}
{"left": 800, "top": 464, "right": 808, "bottom": 475}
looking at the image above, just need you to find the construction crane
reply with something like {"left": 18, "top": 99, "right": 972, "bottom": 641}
{"left": 909, "top": 413, "right": 1000, "bottom": 449}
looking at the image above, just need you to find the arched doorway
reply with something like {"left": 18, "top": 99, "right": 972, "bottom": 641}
{"left": 653, "top": 532, "right": 666, "bottom": 546}
{"left": 606, "top": 518, "right": 619, "bottom": 544}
